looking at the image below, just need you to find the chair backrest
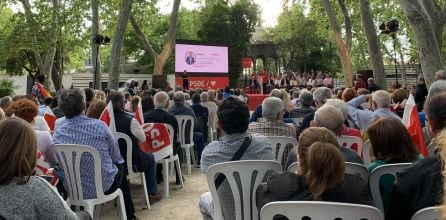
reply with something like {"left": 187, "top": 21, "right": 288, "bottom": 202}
{"left": 287, "top": 162, "right": 299, "bottom": 173}
{"left": 266, "top": 136, "right": 298, "bottom": 165}
{"left": 363, "top": 140, "right": 372, "bottom": 167}
{"left": 337, "top": 135, "right": 363, "bottom": 157}
{"left": 345, "top": 162, "right": 369, "bottom": 183}
{"left": 260, "top": 201, "right": 384, "bottom": 220}
{"left": 411, "top": 206, "right": 442, "bottom": 220}
{"left": 53, "top": 144, "right": 104, "bottom": 202}
{"left": 206, "top": 160, "right": 283, "bottom": 220}
{"left": 114, "top": 132, "right": 138, "bottom": 178}
{"left": 369, "top": 163, "right": 413, "bottom": 213}
{"left": 175, "top": 115, "right": 195, "bottom": 145}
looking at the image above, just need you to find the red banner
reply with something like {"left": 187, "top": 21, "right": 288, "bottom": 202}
{"left": 175, "top": 76, "right": 229, "bottom": 90}
{"left": 139, "top": 123, "right": 172, "bottom": 162}
{"left": 241, "top": 57, "right": 252, "bottom": 68}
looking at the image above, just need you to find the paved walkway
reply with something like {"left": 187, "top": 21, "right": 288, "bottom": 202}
{"left": 102, "top": 166, "right": 207, "bottom": 219}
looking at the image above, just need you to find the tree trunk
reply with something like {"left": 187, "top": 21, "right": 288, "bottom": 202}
{"left": 359, "top": 0, "right": 387, "bottom": 89}
{"left": 399, "top": 51, "right": 407, "bottom": 85}
{"left": 108, "top": 0, "right": 133, "bottom": 90}
{"left": 153, "top": 0, "right": 181, "bottom": 75}
{"left": 21, "top": 0, "right": 58, "bottom": 90}
{"left": 338, "top": 0, "right": 352, "bottom": 50}
{"left": 321, "top": 0, "right": 353, "bottom": 87}
{"left": 399, "top": 0, "right": 444, "bottom": 87}
{"left": 91, "top": 0, "right": 101, "bottom": 90}
{"left": 130, "top": 0, "right": 181, "bottom": 76}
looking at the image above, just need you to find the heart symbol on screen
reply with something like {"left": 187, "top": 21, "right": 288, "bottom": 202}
{"left": 211, "top": 81, "right": 216, "bottom": 86}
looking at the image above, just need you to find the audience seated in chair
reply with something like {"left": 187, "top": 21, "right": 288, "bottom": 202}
{"left": 249, "top": 89, "right": 291, "bottom": 123}
{"left": 0, "top": 117, "right": 87, "bottom": 219}
{"left": 386, "top": 92, "right": 446, "bottom": 220}
{"left": 199, "top": 97, "right": 274, "bottom": 220}
{"left": 144, "top": 91, "right": 183, "bottom": 185}
{"left": 256, "top": 134, "right": 373, "bottom": 214}
{"left": 200, "top": 92, "right": 218, "bottom": 143}
{"left": 325, "top": 98, "right": 361, "bottom": 138}
{"left": 366, "top": 117, "right": 422, "bottom": 211}
{"left": 168, "top": 91, "right": 206, "bottom": 167}
{"left": 248, "top": 97, "right": 296, "bottom": 165}
{"left": 347, "top": 90, "right": 400, "bottom": 131}
{"left": 190, "top": 93, "right": 209, "bottom": 164}
{"left": 298, "top": 87, "right": 333, "bottom": 136}
{"left": 51, "top": 88, "right": 137, "bottom": 220}
{"left": 289, "top": 91, "right": 315, "bottom": 119}
{"left": 311, "top": 105, "right": 362, "bottom": 164}
{"left": 107, "top": 91, "right": 162, "bottom": 205}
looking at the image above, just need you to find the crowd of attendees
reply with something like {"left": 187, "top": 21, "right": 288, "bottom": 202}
{"left": 1, "top": 70, "right": 446, "bottom": 220}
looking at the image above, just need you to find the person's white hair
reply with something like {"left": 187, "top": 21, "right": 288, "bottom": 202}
{"left": 154, "top": 91, "right": 169, "bottom": 108}
{"left": 207, "top": 89, "right": 216, "bottom": 99}
{"left": 200, "top": 92, "right": 209, "bottom": 102}
{"left": 314, "top": 105, "right": 344, "bottom": 135}
{"left": 262, "top": 97, "right": 284, "bottom": 119}
{"left": 270, "top": 89, "right": 283, "bottom": 99}
{"left": 428, "top": 80, "right": 446, "bottom": 98}
{"left": 313, "top": 87, "right": 333, "bottom": 104}
{"left": 436, "top": 70, "right": 446, "bottom": 80}
{"left": 325, "top": 98, "right": 348, "bottom": 120}
{"left": 372, "top": 90, "right": 391, "bottom": 108}
{"left": 173, "top": 91, "right": 185, "bottom": 103}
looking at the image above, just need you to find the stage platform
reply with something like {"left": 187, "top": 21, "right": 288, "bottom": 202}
{"left": 247, "top": 94, "right": 269, "bottom": 110}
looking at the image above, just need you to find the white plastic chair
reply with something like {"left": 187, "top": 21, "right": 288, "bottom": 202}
{"left": 287, "top": 162, "right": 299, "bottom": 173}
{"left": 411, "top": 206, "right": 442, "bottom": 220}
{"left": 175, "top": 115, "right": 195, "bottom": 175}
{"left": 53, "top": 144, "right": 127, "bottom": 220}
{"left": 206, "top": 160, "right": 283, "bottom": 220}
{"left": 337, "top": 135, "right": 363, "bottom": 157}
{"left": 114, "top": 132, "right": 151, "bottom": 210}
{"left": 260, "top": 201, "right": 384, "bottom": 220}
{"left": 369, "top": 163, "right": 413, "bottom": 213}
{"left": 266, "top": 136, "right": 298, "bottom": 165}
{"left": 345, "top": 162, "right": 369, "bottom": 183}
{"left": 157, "top": 124, "right": 184, "bottom": 198}
{"left": 363, "top": 140, "right": 372, "bottom": 167}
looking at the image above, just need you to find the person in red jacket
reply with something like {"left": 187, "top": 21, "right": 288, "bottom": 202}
{"left": 354, "top": 75, "right": 366, "bottom": 91}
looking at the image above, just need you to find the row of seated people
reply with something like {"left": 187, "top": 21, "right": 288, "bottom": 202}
{"left": 0, "top": 87, "right": 217, "bottom": 219}
{"left": 199, "top": 85, "right": 446, "bottom": 220}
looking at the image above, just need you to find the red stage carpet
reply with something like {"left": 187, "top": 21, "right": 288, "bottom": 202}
{"left": 247, "top": 94, "right": 268, "bottom": 110}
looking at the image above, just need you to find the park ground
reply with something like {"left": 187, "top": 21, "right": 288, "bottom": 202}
{"left": 102, "top": 166, "right": 207, "bottom": 220}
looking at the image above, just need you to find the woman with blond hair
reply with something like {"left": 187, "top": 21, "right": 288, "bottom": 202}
{"left": 257, "top": 127, "right": 372, "bottom": 211}
{"left": 0, "top": 117, "right": 80, "bottom": 219}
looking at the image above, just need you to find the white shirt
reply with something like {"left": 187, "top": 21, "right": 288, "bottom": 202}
{"left": 34, "top": 116, "right": 50, "bottom": 132}
{"left": 35, "top": 130, "right": 53, "bottom": 159}
{"left": 130, "top": 118, "right": 146, "bottom": 143}
{"left": 201, "top": 101, "right": 218, "bottom": 129}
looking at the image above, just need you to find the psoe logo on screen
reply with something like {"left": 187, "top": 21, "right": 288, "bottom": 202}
{"left": 185, "top": 51, "right": 196, "bottom": 65}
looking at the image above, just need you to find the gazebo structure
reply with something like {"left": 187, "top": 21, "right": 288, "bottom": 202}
{"left": 250, "top": 43, "right": 280, "bottom": 73}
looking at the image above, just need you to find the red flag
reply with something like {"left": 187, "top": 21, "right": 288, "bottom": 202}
{"left": 139, "top": 123, "right": 172, "bottom": 161}
{"left": 36, "top": 82, "right": 52, "bottom": 99}
{"left": 43, "top": 106, "right": 57, "bottom": 132}
{"left": 99, "top": 102, "right": 116, "bottom": 133}
{"left": 35, "top": 150, "right": 59, "bottom": 186}
{"left": 134, "top": 99, "right": 144, "bottom": 125}
{"left": 402, "top": 94, "right": 428, "bottom": 157}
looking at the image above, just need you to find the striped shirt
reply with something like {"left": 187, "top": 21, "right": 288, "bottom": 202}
{"left": 52, "top": 115, "right": 124, "bottom": 199}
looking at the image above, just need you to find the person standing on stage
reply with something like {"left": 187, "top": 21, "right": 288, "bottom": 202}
{"left": 182, "top": 70, "right": 189, "bottom": 91}
{"left": 261, "top": 68, "right": 269, "bottom": 94}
